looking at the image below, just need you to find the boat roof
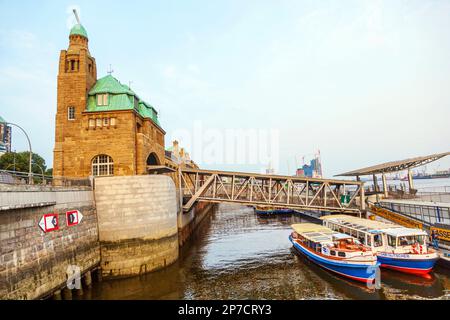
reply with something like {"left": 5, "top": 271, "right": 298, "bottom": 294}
{"left": 320, "top": 214, "right": 401, "bottom": 232}
{"left": 292, "top": 223, "right": 332, "bottom": 234}
{"left": 291, "top": 223, "right": 335, "bottom": 244}
{"left": 380, "top": 227, "right": 428, "bottom": 237}
{"left": 332, "top": 233, "right": 354, "bottom": 240}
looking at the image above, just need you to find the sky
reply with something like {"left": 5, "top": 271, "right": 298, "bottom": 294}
{"left": 0, "top": 0, "right": 449, "bottom": 177}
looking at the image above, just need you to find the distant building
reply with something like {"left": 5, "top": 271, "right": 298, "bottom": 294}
{"left": 265, "top": 163, "right": 275, "bottom": 175}
{"left": 295, "top": 153, "right": 322, "bottom": 178}
{"left": 0, "top": 116, "right": 12, "bottom": 155}
{"left": 165, "top": 140, "right": 198, "bottom": 169}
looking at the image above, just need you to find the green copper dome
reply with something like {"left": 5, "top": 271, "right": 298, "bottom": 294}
{"left": 70, "top": 24, "right": 88, "bottom": 38}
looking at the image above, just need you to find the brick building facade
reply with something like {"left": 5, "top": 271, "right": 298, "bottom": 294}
{"left": 53, "top": 22, "right": 165, "bottom": 180}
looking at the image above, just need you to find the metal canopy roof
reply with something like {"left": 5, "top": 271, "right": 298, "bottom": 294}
{"left": 335, "top": 152, "right": 450, "bottom": 177}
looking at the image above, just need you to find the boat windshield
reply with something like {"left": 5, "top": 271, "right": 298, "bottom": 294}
{"left": 373, "top": 234, "right": 383, "bottom": 247}
{"left": 397, "top": 235, "right": 426, "bottom": 246}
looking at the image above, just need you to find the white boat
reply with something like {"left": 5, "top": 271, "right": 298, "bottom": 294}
{"left": 320, "top": 215, "right": 439, "bottom": 275}
{"left": 289, "top": 223, "right": 379, "bottom": 283}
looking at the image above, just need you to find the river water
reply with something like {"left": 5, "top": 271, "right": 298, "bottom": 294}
{"left": 79, "top": 204, "right": 450, "bottom": 300}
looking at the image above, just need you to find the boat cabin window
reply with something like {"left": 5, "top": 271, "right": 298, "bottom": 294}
{"left": 415, "top": 235, "right": 425, "bottom": 245}
{"left": 338, "top": 252, "right": 346, "bottom": 258}
{"left": 316, "top": 244, "right": 322, "bottom": 253}
{"left": 373, "top": 234, "right": 383, "bottom": 247}
{"left": 398, "top": 235, "right": 425, "bottom": 246}
{"left": 330, "top": 250, "right": 336, "bottom": 256}
{"left": 358, "top": 234, "right": 365, "bottom": 244}
{"left": 366, "top": 235, "right": 371, "bottom": 246}
{"left": 387, "top": 235, "right": 397, "bottom": 247}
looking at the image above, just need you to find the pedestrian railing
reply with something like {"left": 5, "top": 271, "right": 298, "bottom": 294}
{"left": 0, "top": 169, "right": 91, "bottom": 187}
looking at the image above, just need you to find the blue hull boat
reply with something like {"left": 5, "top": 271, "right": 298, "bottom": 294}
{"left": 289, "top": 224, "right": 379, "bottom": 284}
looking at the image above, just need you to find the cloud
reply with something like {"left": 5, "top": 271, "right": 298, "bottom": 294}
{"left": 187, "top": 64, "right": 200, "bottom": 74}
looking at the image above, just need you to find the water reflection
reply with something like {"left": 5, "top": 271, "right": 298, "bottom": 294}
{"left": 80, "top": 204, "right": 450, "bottom": 300}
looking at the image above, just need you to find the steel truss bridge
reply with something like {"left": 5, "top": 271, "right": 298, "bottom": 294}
{"left": 179, "top": 168, "right": 365, "bottom": 214}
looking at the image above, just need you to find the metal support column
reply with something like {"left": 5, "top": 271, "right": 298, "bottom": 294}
{"left": 382, "top": 173, "right": 388, "bottom": 198}
{"left": 407, "top": 169, "right": 414, "bottom": 192}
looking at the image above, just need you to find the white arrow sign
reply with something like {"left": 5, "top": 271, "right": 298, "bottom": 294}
{"left": 38, "top": 214, "right": 59, "bottom": 232}
{"left": 66, "top": 210, "right": 83, "bottom": 226}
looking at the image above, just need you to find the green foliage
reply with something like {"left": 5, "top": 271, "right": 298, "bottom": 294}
{"left": 0, "top": 151, "right": 47, "bottom": 174}
{"left": 45, "top": 168, "right": 53, "bottom": 176}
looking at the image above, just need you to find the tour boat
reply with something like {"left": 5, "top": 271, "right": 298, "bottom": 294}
{"left": 437, "top": 250, "right": 450, "bottom": 269}
{"left": 321, "top": 215, "right": 439, "bottom": 275}
{"left": 289, "top": 223, "right": 379, "bottom": 283}
{"left": 255, "top": 206, "right": 293, "bottom": 215}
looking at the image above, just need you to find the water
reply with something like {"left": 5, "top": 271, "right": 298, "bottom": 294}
{"left": 79, "top": 204, "right": 450, "bottom": 300}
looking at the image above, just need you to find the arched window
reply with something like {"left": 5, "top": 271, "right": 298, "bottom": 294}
{"left": 146, "top": 152, "right": 160, "bottom": 166}
{"left": 92, "top": 155, "right": 114, "bottom": 176}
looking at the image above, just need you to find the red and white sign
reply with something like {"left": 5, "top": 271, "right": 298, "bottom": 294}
{"left": 66, "top": 210, "right": 83, "bottom": 226}
{"left": 38, "top": 213, "right": 59, "bottom": 232}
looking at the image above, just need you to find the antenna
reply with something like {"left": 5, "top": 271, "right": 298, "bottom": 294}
{"left": 107, "top": 64, "right": 114, "bottom": 75}
{"left": 73, "top": 9, "right": 81, "bottom": 24}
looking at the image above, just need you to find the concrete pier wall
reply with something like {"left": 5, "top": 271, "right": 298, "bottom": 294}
{"left": 0, "top": 184, "right": 100, "bottom": 299}
{"left": 178, "top": 202, "right": 215, "bottom": 246}
{"left": 1, "top": 175, "right": 215, "bottom": 298}
{"left": 94, "top": 175, "right": 179, "bottom": 278}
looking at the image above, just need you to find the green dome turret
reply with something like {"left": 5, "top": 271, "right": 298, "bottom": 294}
{"left": 70, "top": 23, "right": 88, "bottom": 39}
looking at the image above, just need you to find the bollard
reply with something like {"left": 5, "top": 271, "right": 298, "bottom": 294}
{"left": 95, "top": 269, "right": 103, "bottom": 283}
{"left": 52, "top": 290, "right": 62, "bottom": 300}
{"left": 62, "top": 287, "right": 72, "bottom": 300}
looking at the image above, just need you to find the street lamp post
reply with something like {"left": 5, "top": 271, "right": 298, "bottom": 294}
{"left": 0, "top": 117, "right": 33, "bottom": 184}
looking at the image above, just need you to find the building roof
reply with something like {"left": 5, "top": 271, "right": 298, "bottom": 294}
{"left": 89, "top": 75, "right": 135, "bottom": 95}
{"left": 86, "top": 75, "right": 160, "bottom": 126}
{"left": 70, "top": 23, "right": 88, "bottom": 38}
{"left": 335, "top": 152, "right": 450, "bottom": 177}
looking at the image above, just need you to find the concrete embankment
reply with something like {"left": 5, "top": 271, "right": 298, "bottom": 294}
{"left": 0, "top": 184, "right": 100, "bottom": 299}
{"left": 1, "top": 175, "right": 215, "bottom": 299}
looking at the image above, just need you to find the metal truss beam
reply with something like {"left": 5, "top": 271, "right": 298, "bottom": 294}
{"left": 180, "top": 168, "right": 364, "bottom": 213}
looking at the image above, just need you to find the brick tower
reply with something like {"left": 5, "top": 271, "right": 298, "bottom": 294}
{"left": 53, "top": 21, "right": 97, "bottom": 180}
{"left": 53, "top": 14, "right": 167, "bottom": 181}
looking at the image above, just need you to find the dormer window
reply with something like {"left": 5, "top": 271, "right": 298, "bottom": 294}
{"left": 97, "top": 94, "right": 108, "bottom": 106}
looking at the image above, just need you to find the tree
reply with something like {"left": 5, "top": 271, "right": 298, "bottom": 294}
{"left": 0, "top": 151, "right": 48, "bottom": 175}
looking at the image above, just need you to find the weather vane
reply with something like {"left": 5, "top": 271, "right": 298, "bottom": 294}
{"left": 73, "top": 9, "right": 81, "bottom": 24}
